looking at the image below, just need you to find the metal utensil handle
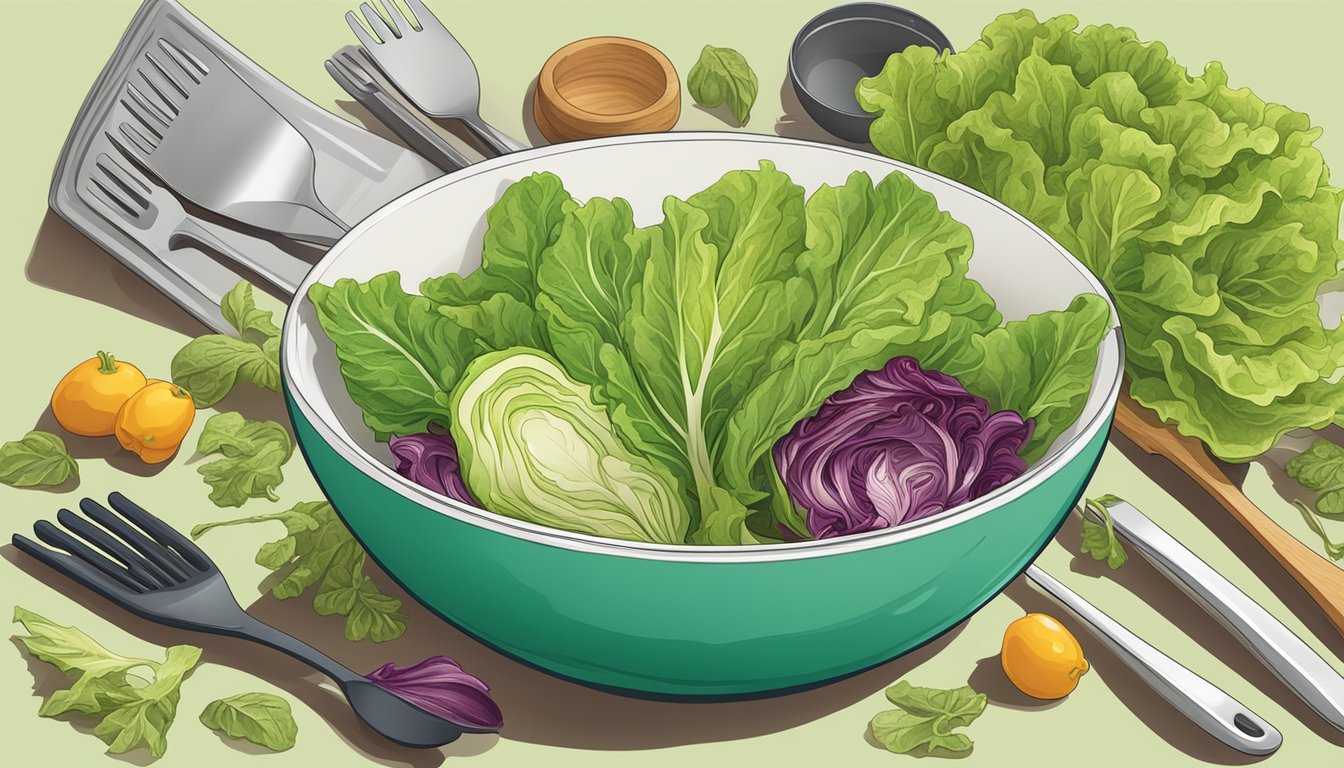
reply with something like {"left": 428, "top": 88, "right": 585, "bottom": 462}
{"left": 1103, "top": 498, "right": 1344, "bottom": 732}
{"left": 326, "top": 50, "right": 470, "bottom": 172}
{"left": 463, "top": 113, "right": 527, "bottom": 154}
{"left": 1026, "top": 565, "right": 1281, "bottom": 755}
{"left": 177, "top": 217, "right": 309, "bottom": 298}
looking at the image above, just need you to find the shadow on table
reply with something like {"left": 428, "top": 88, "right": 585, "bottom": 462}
{"left": 23, "top": 210, "right": 208, "bottom": 338}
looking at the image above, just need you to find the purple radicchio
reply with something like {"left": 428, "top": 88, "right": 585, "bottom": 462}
{"left": 366, "top": 655, "right": 503, "bottom": 730}
{"left": 389, "top": 432, "right": 476, "bottom": 505}
{"left": 773, "top": 356, "right": 1032, "bottom": 539}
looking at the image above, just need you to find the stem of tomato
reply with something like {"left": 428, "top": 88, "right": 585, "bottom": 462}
{"left": 96, "top": 350, "right": 118, "bottom": 375}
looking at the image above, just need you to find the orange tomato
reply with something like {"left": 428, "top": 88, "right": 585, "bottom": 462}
{"left": 1000, "top": 613, "right": 1090, "bottom": 700}
{"left": 114, "top": 380, "right": 196, "bottom": 464}
{"left": 51, "top": 351, "right": 148, "bottom": 437}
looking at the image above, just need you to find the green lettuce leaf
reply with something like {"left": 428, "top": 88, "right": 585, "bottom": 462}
{"left": 421, "top": 171, "right": 576, "bottom": 306}
{"left": 199, "top": 692, "right": 297, "bottom": 752}
{"left": 1286, "top": 439, "right": 1344, "bottom": 517}
{"left": 618, "top": 161, "right": 808, "bottom": 541}
{"left": 13, "top": 607, "right": 202, "bottom": 758}
{"left": 1079, "top": 495, "right": 1129, "bottom": 569}
{"left": 196, "top": 413, "right": 294, "bottom": 507}
{"left": 687, "top": 45, "right": 759, "bottom": 126}
{"left": 0, "top": 431, "right": 78, "bottom": 488}
{"left": 307, "top": 273, "right": 472, "bottom": 439}
{"left": 955, "top": 293, "right": 1112, "bottom": 462}
{"left": 870, "top": 681, "right": 987, "bottom": 757}
{"left": 858, "top": 9, "right": 1344, "bottom": 462}
{"left": 172, "top": 281, "right": 281, "bottom": 408}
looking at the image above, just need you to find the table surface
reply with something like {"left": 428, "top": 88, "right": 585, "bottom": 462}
{"left": 3, "top": 1, "right": 1343, "bottom": 766}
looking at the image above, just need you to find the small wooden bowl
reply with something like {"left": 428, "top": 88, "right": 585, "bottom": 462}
{"left": 533, "top": 37, "right": 680, "bottom": 143}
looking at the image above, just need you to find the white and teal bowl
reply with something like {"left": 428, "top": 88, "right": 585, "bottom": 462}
{"left": 281, "top": 133, "right": 1124, "bottom": 698}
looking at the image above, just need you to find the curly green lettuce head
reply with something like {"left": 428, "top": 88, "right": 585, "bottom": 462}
{"left": 858, "top": 9, "right": 1344, "bottom": 461}
{"left": 449, "top": 348, "right": 692, "bottom": 544}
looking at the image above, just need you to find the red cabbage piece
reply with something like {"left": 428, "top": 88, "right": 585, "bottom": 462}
{"left": 774, "top": 356, "right": 1032, "bottom": 538}
{"left": 389, "top": 433, "right": 476, "bottom": 504}
{"left": 366, "top": 656, "right": 503, "bottom": 730}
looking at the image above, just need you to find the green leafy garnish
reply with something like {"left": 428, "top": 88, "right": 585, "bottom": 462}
{"left": 192, "top": 501, "right": 407, "bottom": 642}
{"left": 1287, "top": 439, "right": 1344, "bottom": 518}
{"left": 1079, "top": 495, "right": 1128, "bottom": 570}
{"left": 687, "top": 45, "right": 758, "bottom": 125}
{"left": 870, "top": 681, "right": 987, "bottom": 757}
{"left": 199, "top": 692, "right": 297, "bottom": 751}
{"left": 0, "top": 431, "right": 78, "bottom": 488}
{"left": 171, "top": 281, "right": 281, "bottom": 408}
{"left": 1295, "top": 502, "right": 1344, "bottom": 560}
{"left": 196, "top": 413, "right": 293, "bottom": 507}
{"left": 12, "top": 606, "right": 201, "bottom": 759}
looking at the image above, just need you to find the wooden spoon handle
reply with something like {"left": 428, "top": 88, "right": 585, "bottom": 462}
{"left": 1113, "top": 392, "right": 1344, "bottom": 637}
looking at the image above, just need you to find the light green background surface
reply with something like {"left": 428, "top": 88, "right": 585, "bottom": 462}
{"left": 2, "top": 0, "right": 1343, "bottom": 765}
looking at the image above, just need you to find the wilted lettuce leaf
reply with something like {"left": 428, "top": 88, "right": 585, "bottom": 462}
{"left": 192, "top": 502, "right": 407, "bottom": 642}
{"left": 195, "top": 413, "right": 293, "bottom": 507}
{"left": 1287, "top": 439, "right": 1344, "bottom": 517}
{"left": 870, "top": 681, "right": 987, "bottom": 757}
{"left": 858, "top": 10, "right": 1344, "bottom": 461}
{"left": 13, "top": 607, "right": 202, "bottom": 759}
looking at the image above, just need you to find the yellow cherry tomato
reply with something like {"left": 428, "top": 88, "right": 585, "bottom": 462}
{"left": 51, "top": 351, "right": 148, "bottom": 437}
{"left": 114, "top": 380, "right": 196, "bottom": 464}
{"left": 1000, "top": 612, "right": 1089, "bottom": 700}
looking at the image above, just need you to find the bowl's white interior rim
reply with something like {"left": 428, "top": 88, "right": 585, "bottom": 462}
{"left": 283, "top": 132, "right": 1124, "bottom": 563}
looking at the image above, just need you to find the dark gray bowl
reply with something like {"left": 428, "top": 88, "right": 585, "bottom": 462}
{"left": 789, "top": 3, "right": 953, "bottom": 143}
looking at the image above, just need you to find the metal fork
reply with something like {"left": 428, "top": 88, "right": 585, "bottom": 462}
{"left": 117, "top": 37, "right": 349, "bottom": 245}
{"left": 85, "top": 149, "right": 309, "bottom": 297}
{"left": 12, "top": 493, "right": 490, "bottom": 748}
{"left": 347, "top": 0, "right": 526, "bottom": 155}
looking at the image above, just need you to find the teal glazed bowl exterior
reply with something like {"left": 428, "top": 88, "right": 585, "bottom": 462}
{"left": 282, "top": 133, "right": 1124, "bottom": 697}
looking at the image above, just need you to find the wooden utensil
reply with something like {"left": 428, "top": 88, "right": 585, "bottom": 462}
{"left": 1113, "top": 386, "right": 1344, "bottom": 637}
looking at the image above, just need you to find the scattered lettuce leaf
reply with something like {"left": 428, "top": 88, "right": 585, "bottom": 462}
{"left": 199, "top": 692, "right": 297, "bottom": 752}
{"left": 12, "top": 606, "right": 201, "bottom": 759}
{"left": 870, "top": 681, "right": 987, "bottom": 757}
{"left": 192, "top": 502, "right": 406, "bottom": 642}
{"left": 687, "top": 45, "right": 758, "bottom": 125}
{"left": 1286, "top": 439, "right": 1344, "bottom": 517}
{"left": 857, "top": 10, "right": 1344, "bottom": 462}
{"left": 196, "top": 413, "right": 293, "bottom": 507}
{"left": 0, "top": 431, "right": 78, "bottom": 488}
{"left": 1079, "top": 495, "right": 1129, "bottom": 569}
{"left": 172, "top": 281, "right": 281, "bottom": 408}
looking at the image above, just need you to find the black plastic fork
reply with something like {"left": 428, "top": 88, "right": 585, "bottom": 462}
{"left": 13, "top": 492, "right": 490, "bottom": 748}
